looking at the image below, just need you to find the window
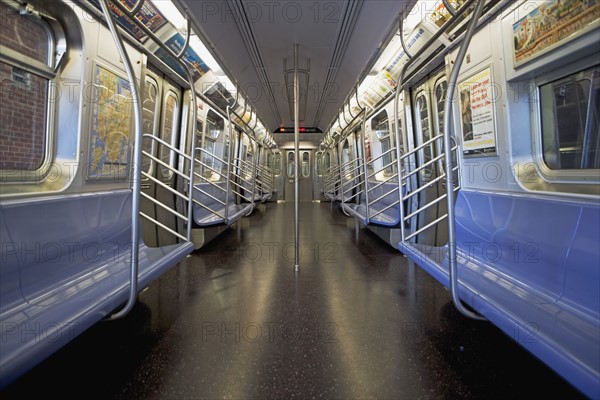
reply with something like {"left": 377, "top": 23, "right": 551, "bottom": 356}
{"left": 287, "top": 152, "right": 295, "bottom": 178}
{"left": 141, "top": 77, "right": 160, "bottom": 174}
{"left": 223, "top": 135, "right": 230, "bottom": 172}
{"left": 203, "top": 112, "right": 224, "bottom": 177}
{"left": 316, "top": 152, "right": 323, "bottom": 177}
{"left": 0, "top": 10, "right": 53, "bottom": 173}
{"left": 88, "top": 66, "right": 133, "bottom": 179}
{"left": 415, "top": 94, "right": 433, "bottom": 169}
{"left": 341, "top": 140, "right": 352, "bottom": 180}
{"left": 435, "top": 78, "right": 458, "bottom": 184}
{"left": 372, "top": 110, "right": 393, "bottom": 176}
{"left": 205, "top": 114, "right": 222, "bottom": 140}
{"left": 540, "top": 65, "right": 599, "bottom": 170}
{"left": 195, "top": 120, "right": 204, "bottom": 149}
{"left": 160, "top": 92, "right": 179, "bottom": 178}
{"left": 435, "top": 80, "right": 448, "bottom": 136}
{"left": 302, "top": 151, "right": 310, "bottom": 178}
{"left": 193, "top": 120, "right": 204, "bottom": 176}
{"left": 268, "top": 152, "right": 281, "bottom": 176}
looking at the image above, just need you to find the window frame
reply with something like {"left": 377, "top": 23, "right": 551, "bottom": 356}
{"left": 302, "top": 150, "right": 310, "bottom": 178}
{"left": 287, "top": 151, "right": 295, "bottom": 179}
{"left": 315, "top": 151, "right": 323, "bottom": 177}
{"left": 372, "top": 110, "right": 394, "bottom": 177}
{"left": 0, "top": 11, "right": 59, "bottom": 183}
{"left": 160, "top": 90, "right": 180, "bottom": 179}
{"left": 532, "top": 61, "right": 600, "bottom": 185}
{"left": 141, "top": 74, "right": 161, "bottom": 176}
{"left": 268, "top": 151, "right": 282, "bottom": 176}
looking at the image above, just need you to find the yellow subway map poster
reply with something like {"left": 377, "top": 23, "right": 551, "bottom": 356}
{"left": 88, "top": 66, "right": 132, "bottom": 179}
{"left": 513, "top": 0, "right": 600, "bottom": 65}
{"left": 458, "top": 68, "right": 496, "bottom": 156}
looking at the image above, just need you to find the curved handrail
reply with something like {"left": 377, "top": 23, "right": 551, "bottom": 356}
{"left": 442, "top": 0, "right": 457, "bottom": 17}
{"left": 98, "top": 0, "right": 142, "bottom": 321}
{"left": 399, "top": 15, "right": 412, "bottom": 60}
{"left": 443, "top": 0, "right": 487, "bottom": 320}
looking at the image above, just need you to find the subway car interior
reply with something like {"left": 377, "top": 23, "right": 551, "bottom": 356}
{"left": 0, "top": 0, "right": 599, "bottom": 398}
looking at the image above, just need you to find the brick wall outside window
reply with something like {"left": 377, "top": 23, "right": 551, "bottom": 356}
{"left": 0, "top": 11, "right": 50, "bottom": 171}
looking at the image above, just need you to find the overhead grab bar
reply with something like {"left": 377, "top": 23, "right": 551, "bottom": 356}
{"left": 443, "top": 0, "right": 486, "bottom": 321}
{"left": 399, "top": 15, "right": 412, "bottom": 60}
{"left": 398, "top": 0, "right": 477, "bottom": 88}
{"left": 251, "top": 108, "right": 258, "bottom": 131}
{"left": 347, "top": 96, "right": 356, "bottom": 120}
{"left": 175, "top": 19, "right": 192, "bottom": 59}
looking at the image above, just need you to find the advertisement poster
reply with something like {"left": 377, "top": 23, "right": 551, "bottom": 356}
{"left": 88, "top": 66, "right": 132, "bottom": 179}
{"left": 357, "top": 26, "right": 430, "bottom": 112}
{"left": 154, "top": 33, "right": 209, "bottom": 82}
{"left": 430, "top": 0, "right": 467, "bottom": 28}
{"left": 458, "top": 68, "right": 496, "bottom": 156}
{"left": 513, "top": 0, "right": 600, "bottom": 65}
{"left": 89, "top": 0, "right": 167, "bottom": 42}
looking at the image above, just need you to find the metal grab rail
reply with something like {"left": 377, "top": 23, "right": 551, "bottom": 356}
{"left": 324, "top": 168, "right": 341, "bottom": 200}
{"left": 393, "top": 0, "right": 480, "bottom": 242}
{"left": 192, "top": 151, "right": 228, "bottom": 197}
{"left": 397, "top": 136, "right": 460, "bottom": 236}
{"left": 139, "top": 135, "right": 196, "bottom": 232}
{"left": 191, "top": 149, "right": 257, "bottom": 223}
{"left": 324, "top": 175, "right": 339, "bottom": 191}
{"left": 196, "top": 147, "right": 229, "bottom": 170}
{"left": 401, "top": 145, "right": 459, "bottom": 183}
{"left": 389, "top": 0, "right": 487, "bottom": 320}
{"left": 323, "top": 163, "right": 341, "bottom": 195}
{"left": 98, "top": 0, "right": 141, "bottom": 321}
{"left": 325, "top": 176, "right": 339, "bottom": 195}
{"left": 225, "top": 96, "right": 263, "bottom": 219}
{"left": 400, "top": 134, "right": 447, "bottom": 161}
{"left": 362, "top": 139, "right": 402, "bottom": 224}
{"left": 256, "top": 164, "right": 273, "bottom": 199}
{"left": 231, "top": 157, "right": 257, "bottom": 203}
{"left": 367, "top": 170, "right": 400, "bottom": 192}
{"left": 340, "top": 158, "right": 365, "bottom": 204}
{"left": 99, "top": 0, "right": 199, "bottom": 320}
{"left": 367, "top": 146, "right": 398, "bottom": 165}
{"left": 443, "top": 0, "right": 487, "bottom": 320}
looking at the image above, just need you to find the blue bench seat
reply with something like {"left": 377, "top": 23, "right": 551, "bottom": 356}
{"left": 342, "top": 181, "right": 402, "bottom": 227}
{"left": 325, "top": 191, "right": 340, "bottom": 202}
{"left": 192, "top": 182, "right": 253, "bottom": 226}
{"left": 399, "top": 189, "right": 599, "bottom": 398}
{"left": 0, "top": 190, "right": 192, "bottom": 387}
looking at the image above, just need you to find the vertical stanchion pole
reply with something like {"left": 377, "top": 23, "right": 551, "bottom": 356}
{"left": 294, "top": 44, "right": 300, "bottom": 272}
{"left": 99, "top": 0, "right": 141, "bottom": 320}
{"left": 444, "top": 0, "right": 486, "bottom": 320}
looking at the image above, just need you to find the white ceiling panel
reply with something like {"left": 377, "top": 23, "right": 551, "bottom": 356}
{"left": 178, "top": 0, "right": 411, "bottom": 145}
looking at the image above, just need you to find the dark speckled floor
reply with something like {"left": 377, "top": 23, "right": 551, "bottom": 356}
{"left": 1, "top": 202, "right": 586, "bottom": 399}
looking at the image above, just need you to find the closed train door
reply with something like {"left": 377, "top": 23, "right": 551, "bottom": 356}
{"left": 409, "top": 69, "right": 454, "bottom": 245}
{"left": 268, "top": 150, "right": 284, "bottom": 201}
{"left": 140, "top": 65, "right": 183, "bottom": 247}
{"left": 284, "top": 149, "right": 313, "bottom": 202}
